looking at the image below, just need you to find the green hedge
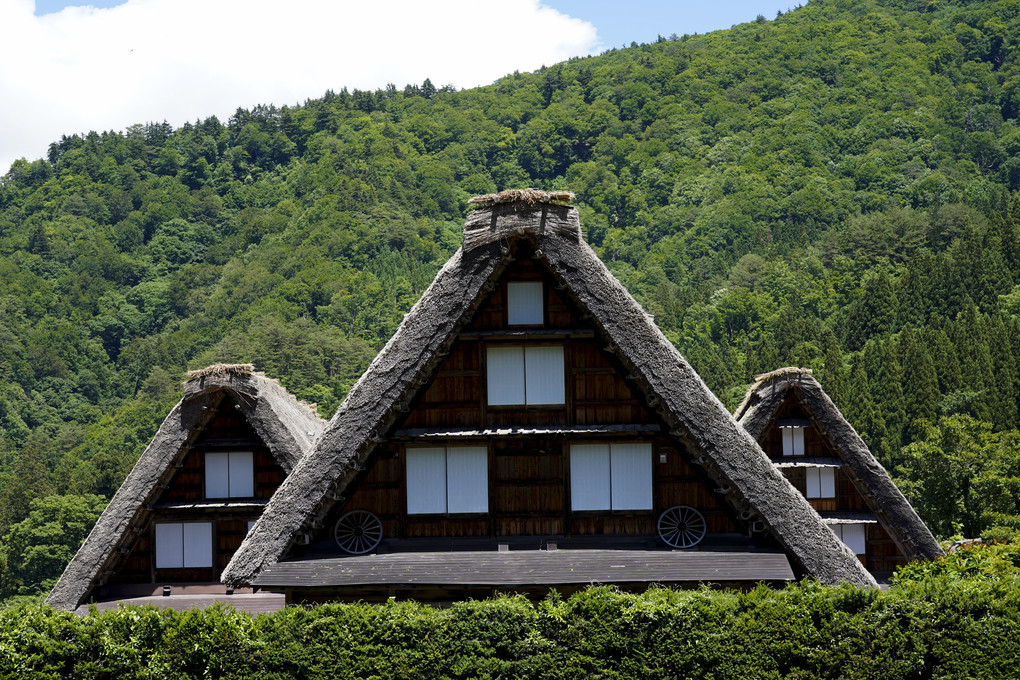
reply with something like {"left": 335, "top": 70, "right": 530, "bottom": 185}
{"left": 2, "top": 578, "right": 1018, "bottom": 679}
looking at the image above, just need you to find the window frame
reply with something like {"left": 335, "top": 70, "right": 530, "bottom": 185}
{"left": 154, "top": 521, "right": 213, "bottom": 569}
{"left": 782, "top": 426, "right": 806, "bottom": 456}
{"left": 485, "top": 344, "right": 565, "bottom": 407}
{"left": 805, "top": 465, "right": 836, "bottom": 499}
{"left": 569, "top": 442, "right": 653, "bottom": 512}
{"left": 205, "top": 450, "right": 255, "bottom": 499}
{"left": 405, "top": 445, "right": 489, "bottom": 515}
{"left": 831, "top": 523, "right": 867, "bottom": 555}
{"left": 506, "top": 281, "right": 545, "bottom": 326}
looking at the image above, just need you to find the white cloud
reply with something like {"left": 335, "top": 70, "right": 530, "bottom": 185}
{"left": 0, "top": 0, "right": 598, "bottom": 173}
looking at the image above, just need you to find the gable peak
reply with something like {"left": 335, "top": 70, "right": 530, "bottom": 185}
{"left": 464, "top": 188, "right": 580, "bottom": 253}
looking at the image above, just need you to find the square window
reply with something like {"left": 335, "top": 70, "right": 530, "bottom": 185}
{"left": 205, "top": 451, "right": 254, "bottom": 498}
{"left": 507, "top": 281, "right": 544, "bottom": 325}
{"left": 570, "top": 443, "right": 652, "bottom": 511}
{"left": 406, "top": 446, "right": 488, "bottom": 514}
{"left": 782, "top": 427, "right": 805, "bottom": 456}
{"left": 833, "top": 523, "right": 867, "bottom": 555}
{"left": 155, "top": 522, "right": 213, "bottom": 568}
{"left": 805, "top": 466, "right": 836, "bottom": 498}
{"left": 486, "top": 345, "right": 564, "bottom": 406}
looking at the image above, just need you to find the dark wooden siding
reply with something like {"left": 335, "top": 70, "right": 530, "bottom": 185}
{"left": 401, "top": 259, "right": 652, "bottom": 431}
{"left": 306, "top": 259, "right": 749, "bottom": 555}
{"left": 867, "top": 523, "right": 907, "bottom": 574}
{"left": 764, "top": 392, "right": 910, "bottom": 572}
{"left": 108, "top": 396, "right": 287, "bottom": 585}
{"left": 760, "top": 400, "right": 836, "bottom": 459}
{"left": 320, "top": 435, "right": 741, "bottom": 548}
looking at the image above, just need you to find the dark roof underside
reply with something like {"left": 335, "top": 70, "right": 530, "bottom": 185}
{"left": 252, "top": 550, "right": 795, "bottom": 588}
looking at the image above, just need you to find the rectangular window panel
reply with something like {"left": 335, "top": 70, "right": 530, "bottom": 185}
{"left": 182, "top": 522, "right": 213, "bottom": 568}
{"left": 205, "top": 452, "right": 230, "bottom": 498}
{"left": 155, "top": 523, "right": 184, "bottom": 569}
{"left": 486, "top": 346, "right": 526, "bottom": 405}
{"left": 806, "top": 467, "right": 836, "bottom": 498}
{"left": 806, "top": 467, "right": 821, "bottom": 498}
{"left": 446, "top": 447, "right": 488, "bottom": 513}
{"left": 610, "top": 443, "right": 653, "bottom": 510}
{"left": 839, "top": 523, "right": 867, "bottom": 555}
{"left": 507, "top": 282, "right": 544, "bottom": 325}
{"left": 406, "top": 448, "right": 448, "bottom": 514}
{"left": 524, "top": 346, "right": 565, "bottom": 405}
{"left": 570, "top": 444, "right": 611, "bottom": 510}
{"left": 782, "top": 427, "right": 805, "bottom": 456}
{"left": 228, "top": 451, "right": 254, "bottom": 498}
{"left": 819, "top": 467, "right": 835, "bottom": 498}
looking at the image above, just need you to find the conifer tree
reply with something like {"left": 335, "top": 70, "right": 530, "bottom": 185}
{"left": 923, "top": 320, "right": 961, "bottom": 395}
{"left": 983, "top": 312, "right": 1018, "bottom": 430}
{"left": 950, "top": 299, "right": 996, "bottom": 423}
{"left": 818, "top": 330, "right": 848, "bottom": 409}
{"left": 898, "top": 325, "right": 939, "bottom": 442}
{"left": 864, "top": 337, "right": 906, "bottom": 463}
{"left": 843, "top": 359, "right": 888, "bottom": 463}
{"left": 843, "top": 270, "right": 898, "bottom": 351}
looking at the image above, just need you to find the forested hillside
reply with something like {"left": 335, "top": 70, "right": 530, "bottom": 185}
{"left": 3, "top": 0, "right": 1020, "bottom": 598}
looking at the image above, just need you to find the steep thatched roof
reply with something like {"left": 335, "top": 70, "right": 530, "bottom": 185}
{"left": 734, "top": 367, "right": 942, "bottom": 562}
{"left": 223, "top": 196, "right": 875, "bottom": 589}
{"left": 46, "top": 366, "right": 325, "bottom": 611}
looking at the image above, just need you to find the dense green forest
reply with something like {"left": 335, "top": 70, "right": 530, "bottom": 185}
{"left": 3, "top": 0, "right": 1020, "bottom": 599}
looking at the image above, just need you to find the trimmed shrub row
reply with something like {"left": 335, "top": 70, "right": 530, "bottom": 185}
{"left": 1, "top": 577, "right": 1018, "bottom": 679}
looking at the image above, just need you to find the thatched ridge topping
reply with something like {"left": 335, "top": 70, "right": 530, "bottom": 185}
{"left": 754, "top": 366, "right": 812, "bottom": 383}
{"left": 467, "top": 188, "right": 574, "bottom": 209}
{"left": 463, "top": 192, "right": 581, "bottom": 252}
{"left": 734, "top": 370, "right": 942, "bottom": 563}
{"left": 185, "top": 363, "right": 256, "bottom": 381}
{"left": 46, "top": 367, "right": 326, "bottom": 611}
{"left": 223, "top": 202, "right": 876, "bottom": 590}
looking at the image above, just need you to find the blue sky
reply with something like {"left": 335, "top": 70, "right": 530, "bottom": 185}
{"left": 544, "top": 1, "right": 799, "bottom": 48}
{"left": 3, "top": 0, "right": 801, "bottom": 171}
{"left": 33, "top": 0, "right": 800, "bottom": 50}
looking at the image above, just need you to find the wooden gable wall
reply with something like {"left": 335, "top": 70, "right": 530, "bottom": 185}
{"left": 759, "top": 392, "right": 906, "bottom": 574}
{"left": 299, "top": 258, "right": 755, "bottom": 556}
{"left": 107, "top": 395, "right": 287, "bottom": 589}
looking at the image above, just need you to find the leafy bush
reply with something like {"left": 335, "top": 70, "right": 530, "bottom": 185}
{"left": 2, "top": 579, "right": 1019, "bottom": 679}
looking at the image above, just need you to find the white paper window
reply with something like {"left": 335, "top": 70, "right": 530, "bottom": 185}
{"left": 486, "top": 345, "right": 564, "bottom": 406}
{"left": 406, "top": 447, "right": 448, "bottom": 514}
{"left": 155, "top": 522, "right": 213, "bottom": 569}
{"left": 406, "top": 446, "right": 488, "bottom": 514}
{"left": 570, "top": 443, "right": 652, "bottom": 511}
{"left": 833, "top": 523, "right": 867, "bottom": 555}
{"left": 610, "top": 442, "right": 653, "bottom": 510}
{"left": 570, "top": 444, "right": 611, "bottom": 511}
{"left": 507, "top": 282, "right": 544, "bottom": 325}
{"left": 782, "top": 427, "right": 805, "bottom": 456}
{"left": 205, "top": 451, "right": 254, "bottom": 498}
{"left": 805, "top": 466, "right": 836, "bottom": 499}
{"left": 486, "top": 346, "right": 526, "bottom": 406}
{"left": 525, "top": 346, "right": 565, "bottom": 405}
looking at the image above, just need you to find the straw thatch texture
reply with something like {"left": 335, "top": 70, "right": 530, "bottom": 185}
{"left": 46, "top": 368, "right": 325, "bottom": 611}
{"left": 463, "top": 195, "right": 580, "bottom": 252}
{"left": 734, "top": 368, "right": 942, "bottom": 561}
{"left": 467, "top": 188, "right": 574, "bottom": 209}
{"left": 223, "top": 202, "right": 875, "bottom": 589}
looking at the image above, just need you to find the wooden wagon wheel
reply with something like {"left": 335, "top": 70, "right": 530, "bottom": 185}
{"left": 334, "top": 510, "right": 383, "bottom": 554}
{"left": 657, "top": 505, "right": 707, "bottom": 548}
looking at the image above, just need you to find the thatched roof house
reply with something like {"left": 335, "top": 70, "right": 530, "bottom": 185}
{"left": 220, "top": 190, "right": 879, "bottom": 601}
{"left": 46, "top": 365, "right": 324, "bottom": 611}
{"left": 735, "top": 367, "right": 942, "bottom": 575}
